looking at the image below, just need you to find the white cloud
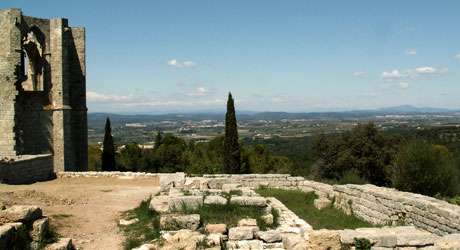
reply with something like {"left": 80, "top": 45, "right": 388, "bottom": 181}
{"left": 353, "top": 72, "right": 364, "bottom": 77}
{"left": 399, "top": 82, "right": 409, "bottom": 89}
{"left": 199, "top": 99, "right": 225, "bottom": 105}
{"left": 380, "top": 66, "right": 448, "bottom": 81}
{"left": 381, "top": 70, "right": 403, "bottom": 80}
{"left": 269, "top": 97, "right": 285, "bottom": 103}
{"left": 87, "top": 91, "right": 134, "bottom": 102}
{"left": 405, "top": 49, "right": 417, "bottom": 56}
{"left": 168, "top": 59, "right": 197, "bottom": 68}
{"left": 455, "top": 54, "right": 460, "bottom": 60}
{"left": 187, "top": 87, "right": 207, "bottom": 97}
{"left": 124, "top": 98, "right": 224, "bottom": 107}
{"left": 379, "top": 84, "right": 392, "bottom": 91}
{"left": 415, "top": 66, "right": 436, "bottom": 74}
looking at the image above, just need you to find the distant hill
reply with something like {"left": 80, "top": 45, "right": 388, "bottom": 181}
{"left": 88, "top": 105, "right": 459, "bottom": 127}
{"left": 376, "top": 105, "right": 456, "bottom": 114}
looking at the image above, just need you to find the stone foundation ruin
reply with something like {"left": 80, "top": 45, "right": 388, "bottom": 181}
{"left": 0, "top": 8, "right": 88, "bottom": 184}
{"left": 57, "top": 172, "right": 460, "bottom": 249}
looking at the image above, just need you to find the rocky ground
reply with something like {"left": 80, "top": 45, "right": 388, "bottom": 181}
{"left": 0, "top": 177, "right": 160, "bottom": 250}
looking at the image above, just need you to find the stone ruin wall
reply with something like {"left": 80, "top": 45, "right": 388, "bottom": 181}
{"left": 0, "top": 8, "right": 87, "bottom": 184}
{"left": 0, "top": 154, "right": 53, "bottom": 184}
{"left": 58, "top": 172, "right": 460, "bottom": 237}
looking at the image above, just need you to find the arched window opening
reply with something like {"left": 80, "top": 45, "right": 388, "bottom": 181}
{"left": 21, "top": 29, "right": 44, "bottom": 91}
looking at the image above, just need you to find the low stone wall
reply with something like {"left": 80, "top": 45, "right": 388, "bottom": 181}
{"left": 186, "top": 174, "right": 460, "bottom": 236}
{"left": 0, "top": 154, "right": 53, "bottom": 184}
{"left": 56, "top": 171, "right": 184, "bottom": 187}
{"left": 333, "top": 184, "right": 460, "bottom": 236}
{"left": 56, "top": 171, "right": 161, "bottom": 179}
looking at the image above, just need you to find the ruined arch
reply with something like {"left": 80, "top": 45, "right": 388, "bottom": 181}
{"left": 21, "top": 26, "right": 45, "bottom": 91}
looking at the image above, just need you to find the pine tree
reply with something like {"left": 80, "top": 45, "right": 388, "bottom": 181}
{"left": 102, "top": 117, "right": 116, "bottom": 171}
{"left": 224, "top": 92, "right": 241, "bottom": 173}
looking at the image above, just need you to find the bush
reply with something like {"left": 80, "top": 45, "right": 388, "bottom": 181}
{"left": 354, "top": 237, "right": 372, "bottom": 250}
{"left": 391, "top": 139, "right": 460, "bottom": 197}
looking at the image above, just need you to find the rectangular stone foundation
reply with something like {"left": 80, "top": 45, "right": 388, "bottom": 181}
{"left": 0, "top": 154, "right": 54, "bottom": 184}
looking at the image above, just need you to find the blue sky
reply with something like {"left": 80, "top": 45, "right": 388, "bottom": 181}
{"left": 4, "top": 1, "right": 460, "bottom": 113}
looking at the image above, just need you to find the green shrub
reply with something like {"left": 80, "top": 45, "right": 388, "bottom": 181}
{"left": 391, "top": 139, "right": 460, "bottom": 197}
{"left": 354, "top": 237, "right": 372, "bottom": 250}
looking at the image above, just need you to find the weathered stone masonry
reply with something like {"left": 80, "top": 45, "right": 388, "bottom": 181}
{"left": 0, "top": 8, "right": 87, "bottom": 183}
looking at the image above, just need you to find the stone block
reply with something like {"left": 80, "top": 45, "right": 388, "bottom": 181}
{"left": 183, "top": 178, "right": 202, "bottom": 189}
{"left": 206, "top": 233, "right": 222, "bottom": 246}
{"left": 237, "top": 239, "right": 264, "bottom": 249}
{"left": 149, "top": 195, "right": 169, "bottom": 213}
{"left": 435, "top": 233, "right": 460, "bottom": 249}
{"left": 222, "top": 183, "right": 242, "bottom": 192}
{"left": 262, "top": 214, "right": 274, "bottom": 225}
{"left": 307, "top": 230, "right": 341, "bottom": 250}
{"left": 160, "top": 214, "right": 200, "bottom": 230}
{"left": 168, "top": 195, "right": 203, "bottom": 212}
{"left": 44, "top": 238, "right": 72, "bottom": 250}
{"left": 131, "top": 244, "right": 156, "bottom": 250}
{"left": 207, "top": 178, "right": 229, "bottom": 189}
{"left": 119, "top": 218, "right": 138, "bottom": 226}
{"left": 228, "top": 226, "right": 255, "bottom": 240}
{"left": 314, "top": 198, "right": 332, "bottom": 210}
{"left": 282, "top": 235, "right": 306, "bottom": 250}
{"left": 204, "top": 195, "right": 227, "bottom": 205}
{"left": 396, "top": 230, "right": 439, "bottom": 247}
{"left": 238, "top": 218, "right": 257, "bottom": 227}
{"left": 0, "top": 224, "right": 15, "bottom": 250}
{"left": 0, "top": 205, "right": 42, "bottom": 223}
{"left": 31, "top": 216, "right": 50, "bottom": 242}
{"left": 205, "top": 223, "right": 227, "bottom": 234}
{"left": 230, "top": 196, "right": 267, "bottom": 207}
{"left": 163, "top": 229, "right": 206, "bottom": 250}
{"left": 256, "top": 230, "right": 282, "bottom": 243}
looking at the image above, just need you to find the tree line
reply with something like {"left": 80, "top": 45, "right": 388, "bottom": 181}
{"left": 89, "top": 93, "right": 292, "bottom": 175}
{"left": 89, "top": 92, "right": 460, "bottom": 202}
{"left": 309, "top": 122, "right": 460, "bottom": 200}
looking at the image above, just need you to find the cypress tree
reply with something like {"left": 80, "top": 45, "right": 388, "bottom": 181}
{"left": 102, "top": 117, "right": 116, "bottom": 171}
{"left": 155, "top": 131, "right": 163, "bottom": 149}
{"left": 224, "top": 92, "right": 241, "bottom": 173}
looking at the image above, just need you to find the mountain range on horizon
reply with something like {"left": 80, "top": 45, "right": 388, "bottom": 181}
{"left": 87, "top": 105, "right": 460, "bottom": 125}
{"left": 90, "top": 105, "right": 459, "bottom": 116}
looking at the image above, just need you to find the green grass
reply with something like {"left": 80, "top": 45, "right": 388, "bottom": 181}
{"left": 50, "top": 214, "right": 73, "bottom": 219}
{"left": 255, "top": 188, "right": 375, "bottom": 230}
{"left": 180, "top": 202, "right": 277, "bottom": 231}
{"left": 119, "top": 197, "right": 161, "bottom": 250}
{"left": 37, "top": 225, "right": 60, "bottom": 250}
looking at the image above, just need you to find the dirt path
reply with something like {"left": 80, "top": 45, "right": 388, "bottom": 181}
{"left": 0, "top": 177, "right": 160, "bottom": 250}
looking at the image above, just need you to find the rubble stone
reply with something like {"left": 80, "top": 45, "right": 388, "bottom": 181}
{"left": 314, "top": 198, "right": 332, "bottom": 210}
{"left": 168, "top": 196, "right": 203, "bottom": 212}
{"left": 256, "top": 230, "right": 282, "bottom": 243}
{"left": 205, "top": 223, "right": 227, "bottom": 234}
{"left": 204, "top": 195, "right": 227, "bottom": 205}
{"left": 160, "top": 214, "right": 200, "bottom": 230}
{"left": 0, "top": 205, "right": 42, "bottom": 223}
{"left": 307, "top": 230, "right": 341, "bottom": 250}
{"left": 31, "top": 217, "right": 50, "bottom": 242}
{"left": 230, "top": 196, "right": 266, "bottom": 207}
{"left": 228, "top": 226, "right": 255, "bottom": 240}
